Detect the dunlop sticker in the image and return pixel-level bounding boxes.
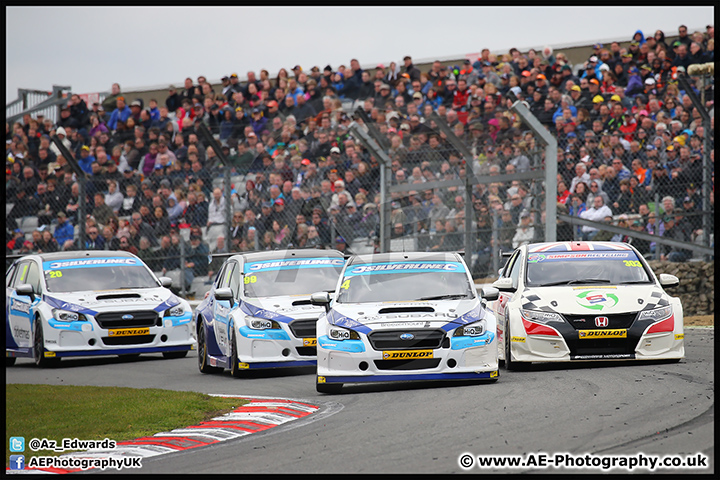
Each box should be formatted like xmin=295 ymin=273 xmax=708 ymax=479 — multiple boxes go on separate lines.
xmin=578 ymin=329 xmax=627 ymax=339
xmin=382 ymin=350 xmax=433 ymax=360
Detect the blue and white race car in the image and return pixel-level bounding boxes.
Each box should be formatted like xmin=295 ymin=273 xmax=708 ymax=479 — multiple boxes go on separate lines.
xmin=194 ymin=249 xmax=345 ymax=376
xmin=312 ymin=252 xmax=500 ymax=393
xmin=6 ymin=251 xmax=194 ymax=367
xmin=490 ymin=241 xmax=684 ymax=369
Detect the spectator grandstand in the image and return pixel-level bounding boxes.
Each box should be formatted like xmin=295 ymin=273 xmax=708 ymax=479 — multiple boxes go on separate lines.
xmin=6 ymin=24 xmax=714 ymax=297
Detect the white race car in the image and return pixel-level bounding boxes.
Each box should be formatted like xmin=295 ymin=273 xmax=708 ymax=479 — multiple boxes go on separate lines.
xmin=312 ymin=252 xmax=500 ymax=394
xmin=6 ymin=251 xmax=194 ymax=367
xmin=490 ymin=241 xmax=684 ymax=369
xmin=194 ymin=249 xmax=345 ymax=376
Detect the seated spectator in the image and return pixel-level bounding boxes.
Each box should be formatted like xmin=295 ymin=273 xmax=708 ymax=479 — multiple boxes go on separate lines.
xmin=580 ymin=195 xmax=613 ymax=240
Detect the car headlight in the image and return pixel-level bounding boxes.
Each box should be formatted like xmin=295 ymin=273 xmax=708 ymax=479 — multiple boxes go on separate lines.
xmin=52 ymin=309 xmax=87 ymax=322
xmin=638 ymin=306 xmax=673 ymax=322
xmin=454 ymin=320 xmax=486 ymax=337
xmin=164 ymin=305 xmax=186 ymax=317
xmin=247 ymin=317 xmax=281 ymax=330
xmin=328 ymin=325 xmax=360 ymax=341
xmin=520 ymin=309 xmax=563 ymax=324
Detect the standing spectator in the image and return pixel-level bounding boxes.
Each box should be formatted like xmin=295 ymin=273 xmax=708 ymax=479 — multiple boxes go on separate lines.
xmin=207 ymin=187 xmax=227 ymax=228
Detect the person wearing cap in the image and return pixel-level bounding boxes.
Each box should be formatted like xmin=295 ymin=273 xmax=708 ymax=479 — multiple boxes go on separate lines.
xmin=52 ymin=210 xmax=74 ymax=247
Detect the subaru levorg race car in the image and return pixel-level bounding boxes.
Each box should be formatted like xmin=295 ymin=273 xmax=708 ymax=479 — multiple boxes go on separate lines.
xmin=195 ymin=249 xmax=345 ymax=376
xmin=490 ymin=241 xmax=684 ymax=369
xmin=6 ymin=251 xmax=194 ymax=367
xmin=311 ymin=252 xmax=500 ymax=393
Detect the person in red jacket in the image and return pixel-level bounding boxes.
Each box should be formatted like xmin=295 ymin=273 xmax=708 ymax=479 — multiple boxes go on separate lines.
xmin=452 ymin=77 xmax=470 ymax=112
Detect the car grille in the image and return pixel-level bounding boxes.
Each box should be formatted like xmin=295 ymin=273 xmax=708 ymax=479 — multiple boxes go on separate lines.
xmin=94 ymin=311 xmax=160 ymax=329
xmin=564 ymin=312 xmax=638 ymax=330
xmin=373 ymin=359 xmax=442 ymax=370
xmin=367 ymin=330 xmax=446 ymax=351
xmin=101 ymin=335 xmax=156 ymax=346
xmin=572 ymin=338 xmax=636 ymax=356
xmin=288 ymin=319 xmax=317 ymax=338
xmin=295 ymin=346 xmax=316 ymax=356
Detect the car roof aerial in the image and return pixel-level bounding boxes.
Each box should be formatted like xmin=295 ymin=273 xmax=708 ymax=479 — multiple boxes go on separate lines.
xmin=346 ymin=251 xmax=463 ymax=266
xmin=239 ymin=248 xmax=345 ymax=263
xmin=35 ymin=250 xmax=137 ymax=262
xmin=526 ymin=242 xmax=633 ymax=253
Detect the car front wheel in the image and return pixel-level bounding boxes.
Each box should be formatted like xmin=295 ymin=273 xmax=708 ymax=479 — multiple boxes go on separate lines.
xmin=229 ymin=331 xmax=244 ymax=378
xmin=34 ymin=318 xmax=59 ymax=368
xmin=198 ymin=322 xmax=222 ymax=374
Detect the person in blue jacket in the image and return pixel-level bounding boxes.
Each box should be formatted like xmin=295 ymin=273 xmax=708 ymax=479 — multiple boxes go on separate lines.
xmin=107 ymin=96 xmax=131 ymax=131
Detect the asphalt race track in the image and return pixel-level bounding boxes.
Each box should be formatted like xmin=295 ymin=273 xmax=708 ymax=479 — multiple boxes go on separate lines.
xmin=6 ymin=328 xmax=713 ymax=474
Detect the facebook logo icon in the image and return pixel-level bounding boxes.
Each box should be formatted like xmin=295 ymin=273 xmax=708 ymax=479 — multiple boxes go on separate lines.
xmin=9 ymin=455 xmax=25 ymax=470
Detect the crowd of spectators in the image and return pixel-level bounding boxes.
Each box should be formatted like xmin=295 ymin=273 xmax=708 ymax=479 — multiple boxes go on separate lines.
xmin=6 ymin=24 xmax=714 ymax=282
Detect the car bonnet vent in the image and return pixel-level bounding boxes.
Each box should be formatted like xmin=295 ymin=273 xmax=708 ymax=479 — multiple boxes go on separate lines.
xmin=378 ymin=306 xmax=435 ymax=314
xmin=95 ymin=293 xmax=142 ymax=300
xmin=292 ymin=299 xmax=313 ymax=306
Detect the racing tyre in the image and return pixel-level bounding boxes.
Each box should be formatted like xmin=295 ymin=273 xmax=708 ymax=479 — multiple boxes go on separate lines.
xmin=6 ymin=357 xmax=16 ymax=367
xmin=198 ymin=323 xmax=222 ymax=374
xmin=163 ymin=351 xmax=188 ymax=359
xmin=316 ymin=380 xmax=342 ymax=394
xmin=504 ymin=322 xmax=526 ymax=371
xmin=34 ymin=318 xmax=59 ymax=368
xmin=229 ymin=331 xmax=244 ymax=378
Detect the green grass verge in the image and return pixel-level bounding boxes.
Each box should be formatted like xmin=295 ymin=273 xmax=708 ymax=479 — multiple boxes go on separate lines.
xmin=6 ymin=384 xmax=246 ymax=467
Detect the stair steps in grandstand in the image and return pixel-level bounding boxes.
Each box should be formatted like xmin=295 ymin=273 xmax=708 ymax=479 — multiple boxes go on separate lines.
xmin=205 ymin=224 xmax=225 ymax=249
xmin=191 ymin=277 xmax=212 ymax=299
xmin=390 ymin=237 xmax=417 ymax=252
xmin=350 ymin=238 xmax=374 ymax=255
xmin=20 ymin=216 xmax=38 ymax=234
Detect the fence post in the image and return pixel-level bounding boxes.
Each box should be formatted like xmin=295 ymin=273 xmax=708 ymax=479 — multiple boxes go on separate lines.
xmin=348 ymin=122 xmax=392 ymax=252
xmin=196 ymin=123 xmax=239 ymax=250
xmin=679 ymin=68 xmax=714 ymax=259
xmin=179 ymin=237 xmax=187 ymax=297
xmin=51 ymin=135 xmax=87 ymax=248
xmin=509 ymin=100 xmax=557 ymax=243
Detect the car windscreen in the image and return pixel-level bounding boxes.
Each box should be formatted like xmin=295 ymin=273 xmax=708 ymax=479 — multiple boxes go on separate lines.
xmin=525 ymin=250 xmax=652 ymax=287
xmin=335 ymin=261 xmax=474 ymax=303
xmin=243 ymin=257 xmax=344 ymax=297
xmin=42 ymin=257 xmax=159 ymax=292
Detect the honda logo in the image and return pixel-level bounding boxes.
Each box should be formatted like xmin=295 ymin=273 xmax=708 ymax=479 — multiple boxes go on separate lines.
xmin=595 ymin=316 xmax=609 ymax=328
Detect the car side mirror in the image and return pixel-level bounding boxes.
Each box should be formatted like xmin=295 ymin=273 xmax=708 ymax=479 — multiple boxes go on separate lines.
xmin=310 ymin=291 xmax=331 ymax=312
xmin=658 ymin=274 xmax=679 ymax=288
xmin=16 ymin=283 xmax=35 ymax=301
xmin=481 ymin=286 xmax=499 ymax=302
xmin=214 ymin=287 xmax=234 ymax=304
xmin=492 ymin=277 xmax=516 ymax=292
xmin=158 ymin=276 xmax=173 ymax=288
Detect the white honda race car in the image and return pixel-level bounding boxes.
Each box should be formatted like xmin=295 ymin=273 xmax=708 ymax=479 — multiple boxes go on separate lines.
xmin=490 ymin=241 xmax=684 ymax=369
xmin=312 ymin=252 xmax=500 ymax=393
xmin=6 ymin=251 xmax=194 ymax=367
